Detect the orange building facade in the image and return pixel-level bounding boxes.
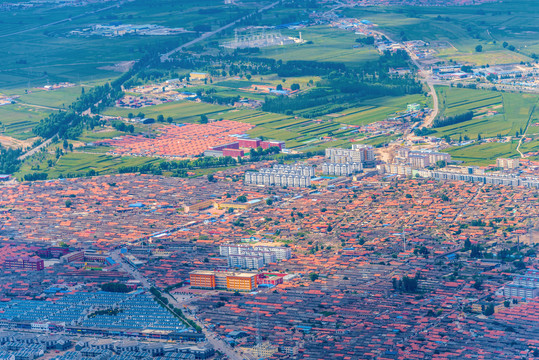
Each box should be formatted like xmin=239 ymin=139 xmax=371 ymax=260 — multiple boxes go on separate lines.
xmin=189 ymin=271 xmax=216 ymax=289
xmin=190 ymin=270 xmax=257 ymax=292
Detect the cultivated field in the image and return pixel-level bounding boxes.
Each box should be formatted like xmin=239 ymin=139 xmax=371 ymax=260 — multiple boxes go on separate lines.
xmin=343 ymin=0 xmax=538 ymax=64
xmin=0 ymin=104 xmax=51 ymax=140
xmin=433 ymin=87 xmax=539 ymax=139
xmin=255 ymin=26 xmax=380 ymax=67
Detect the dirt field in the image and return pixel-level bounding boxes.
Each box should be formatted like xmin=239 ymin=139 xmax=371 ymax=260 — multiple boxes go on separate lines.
xmin=0 ymin=134 xmax=37 ymax=149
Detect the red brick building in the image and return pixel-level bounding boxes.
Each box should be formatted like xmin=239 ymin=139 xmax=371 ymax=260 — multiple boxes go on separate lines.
xmin=4 ymin=256 xmax=44 ymax=271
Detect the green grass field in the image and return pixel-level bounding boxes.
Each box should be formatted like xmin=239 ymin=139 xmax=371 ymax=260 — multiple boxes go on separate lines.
xmin=433 ymin=87 xmax=539 ymax=140
xmin=446 ymin=141 xmax=520 ymax=166
xmin=342 ymin=0 xmax=538 ymax=65
xmin=255 ymin=26 xmax=380 ymax=66
xmin=332 ymin=94 xmax=426 ymax=126
xmin=102 ymin=101 xmax=231 ymax=121
xmin=0 ymin=104 xmax=51 ymax=140
xmin=0 ymin=0 xmax=261 ymax=90
xmin=16 ymin=150 xmax=161 ymax=179
xmin=14 ymin=86 xmax=85 ymax=109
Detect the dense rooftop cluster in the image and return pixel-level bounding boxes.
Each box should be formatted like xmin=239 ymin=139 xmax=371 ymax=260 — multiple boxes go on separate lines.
xmin=0 ymin=169 xmax=537 ymax=358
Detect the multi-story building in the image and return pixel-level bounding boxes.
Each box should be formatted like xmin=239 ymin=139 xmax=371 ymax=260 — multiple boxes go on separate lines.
xmin=228 ymin=254 xmax=264 ymax=269
xmin=4 ymin=256 xmax=44 ymax=271
xmin=189 ymin=271 xmax=216 ymax=289
xmin=497 ymin=158 xmax=520 ymax=170
xmin=504 ymin=269 xmax=539 ymax=298
xmin=220 ymin=244 xmax=291 ymax=261
xmin=60 ymin=251 xmax=85 ymax=263
xmin=409 ymin=154 xmax=431 ymax=168
xmin=325 ymin=144 xmax=375 ymax=167
xmin=245 ymin=164 xmax=313 ymax=188
xmin=321 ymin=162 xmax=363 ymax=176
xmin=396 ymin=148 xmax=451 ymax=168
xmin=190 ymin=270 xmax=257 ymax=292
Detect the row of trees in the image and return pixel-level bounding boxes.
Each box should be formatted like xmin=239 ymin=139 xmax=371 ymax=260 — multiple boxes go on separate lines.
xmin=433 ymin=111 xmax=474 ymax=128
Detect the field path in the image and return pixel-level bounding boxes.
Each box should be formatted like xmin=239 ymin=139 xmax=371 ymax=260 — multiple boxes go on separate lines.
xmin=516 ymin=98 xmax=538 ymax=158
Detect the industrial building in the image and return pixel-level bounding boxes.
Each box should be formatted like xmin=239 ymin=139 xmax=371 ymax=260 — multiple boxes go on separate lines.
xmin=325 ymin=144 xmax=375 ymax=167
xmin=189 ymin=270 xmax=258 ymax=292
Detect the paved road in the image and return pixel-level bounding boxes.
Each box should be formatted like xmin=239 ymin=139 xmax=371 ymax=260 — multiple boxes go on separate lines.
xmin=160 ymin=0 xmax=281 ymax=62
xmin=110 ymin=249 xmax=247 ymax=360
xmin=110 ymin=250 xmax=151 ymax=288
xmin=163 ymin=292 xmax=248 ymax=360
xmin=17 ymin=137 xmax=53 ymax=161
xmin=371 ymin=30 xmax=439 ymax=130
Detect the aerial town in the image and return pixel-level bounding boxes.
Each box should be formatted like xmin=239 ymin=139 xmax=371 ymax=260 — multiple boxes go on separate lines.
xmin=0 ymin=0 xmax=538 ymax=359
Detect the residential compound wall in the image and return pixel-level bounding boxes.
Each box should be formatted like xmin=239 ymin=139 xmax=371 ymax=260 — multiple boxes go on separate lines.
xmin=189 ymin=270 xmax=257 ymax=292
xmin=504 ymin=269 xmax=539 ymax=299
xmin=325 ymin=144 xmax=375 ymax=167
xmin=244 ymin=164 xmax=314 ymax=188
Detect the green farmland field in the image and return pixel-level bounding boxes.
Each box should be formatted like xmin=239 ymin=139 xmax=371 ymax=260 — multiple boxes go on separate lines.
xmin=0 ymin=104 xmax=51 ymax=140
xmin=17 ymin=151 xmax=161 ymax=179
xmin=255 ymin=26 xmax=380 ymax=67
xmin=102 ymin=101 xmax=231 ymax=121
xmin=433 ymin=87 xmax=539 ymax=140
xmin=343 ymin=0 xmax=539 ymax=64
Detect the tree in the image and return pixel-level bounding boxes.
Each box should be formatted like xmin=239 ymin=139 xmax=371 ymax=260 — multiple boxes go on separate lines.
xmin=502 ymin=41 xmax=508 ymax=48
xmin=65 ymin=200 xmax=72 ymax=208
xmin=236 ymin=195 xmax=247 ymax=203
xmin=157 ymin=114 xmax=164 ymax=122
xmin=199 ymin=114 xmax=208 ymax=124
xmin=309 ymin=273 xmax=319 ymax=281
xmin=266 ymin=198 xmax=273 ymax=205
xmin=101 ymin=282 xmax=130 ymax=293
xmin=167 ymin=117 xmax=173 ymax=123
xmin=475 ymin=45 xmax=483 ymax=52
xmin=291 ymin=83 xmax=300 ymax=91
xmin=207 ymin=174 xmax=216 ymax=183
xmin=483 ymin=304 xmax=495 ymax=316
xmin=276 ymin=84 xmax=283 ymax=91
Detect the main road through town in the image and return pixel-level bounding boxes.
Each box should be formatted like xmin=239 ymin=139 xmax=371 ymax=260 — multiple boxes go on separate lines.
xmin=110 ymin=249 xmax=249 ymax=360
